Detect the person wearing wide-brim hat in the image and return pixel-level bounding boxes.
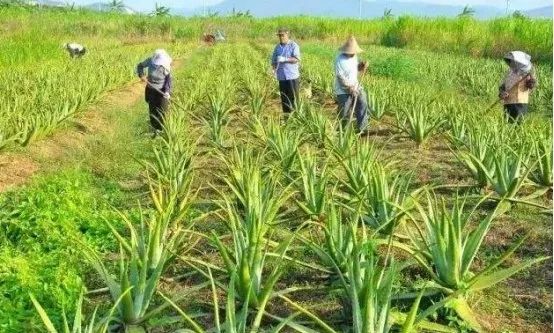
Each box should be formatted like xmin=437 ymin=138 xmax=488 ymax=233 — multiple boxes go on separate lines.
xmin=334 ymin=36 xmax=369 ymax=134
xmin=137 ymin=49 xmax=173 ymax=135
xmin=498 ymin=50 xmax=537 ymax=124
xmin=271 ymin=27 xmax=301 ymax=115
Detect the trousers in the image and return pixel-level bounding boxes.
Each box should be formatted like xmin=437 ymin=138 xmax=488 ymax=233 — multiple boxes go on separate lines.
xmin=145 ymin=86 xmax=169 ymax=130
xmin=278 ymin=79 xmax=300 ymax=113
xmin=336 ymin=91 xmax=369 ymax=131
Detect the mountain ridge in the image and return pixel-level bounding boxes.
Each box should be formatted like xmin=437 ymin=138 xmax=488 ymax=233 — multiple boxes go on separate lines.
xmin=31 ymin=0 xmax=553 ymax=19
xmin=524 ymin=6 xmax=553 ymax=18
xmin=173 ymin=0 xmax=552 ymax=19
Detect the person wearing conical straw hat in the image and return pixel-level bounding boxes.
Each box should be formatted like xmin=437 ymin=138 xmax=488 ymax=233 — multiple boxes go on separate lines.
xmin=334 ymin=36 xmax=369 ymax=134
xmin=271 ymin=27 xmax=301 ymax=115
xmin=498 ymin=51 xmax=537 ymax=124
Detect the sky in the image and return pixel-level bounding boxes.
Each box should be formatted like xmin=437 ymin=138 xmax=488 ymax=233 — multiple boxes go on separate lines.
xmin=71 ymin=0 xmax=552 ymax=12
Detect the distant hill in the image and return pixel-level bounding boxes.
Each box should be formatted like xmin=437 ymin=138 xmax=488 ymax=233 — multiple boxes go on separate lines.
xmin=22 ymin=0 xmax=553 ymax=19
xmin=174 ymin=0 xmax=506 ymax=19
xmin=174 ymin=0 xmax=554 ymax=19
xmin=525 ymin=6 xmax=552 ymax=18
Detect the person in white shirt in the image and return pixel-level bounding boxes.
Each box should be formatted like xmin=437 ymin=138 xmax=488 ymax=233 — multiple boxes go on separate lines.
xmin=334 ymin=36 xmax=369 ymax=134
xmin=214 ymin=30 xmax=225 ymax=42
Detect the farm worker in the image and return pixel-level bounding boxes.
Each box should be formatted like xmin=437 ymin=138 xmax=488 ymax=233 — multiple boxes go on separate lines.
xmin=498 ymin=51 xmax=537 ymax=124
xmin=334 ymin=36 xmax=369 ymax=134
xmin=136 ymin=49 xmax=172 ymax=133
xmin=203 ymin=33 xmax=216 ymax=45
xmin=215 ymin=30 xmax=226 ymax=42
xmin=64 ymin=42 xmax=87 ymax=58
xmin=271 ymin=27 xmax=301 ymax=114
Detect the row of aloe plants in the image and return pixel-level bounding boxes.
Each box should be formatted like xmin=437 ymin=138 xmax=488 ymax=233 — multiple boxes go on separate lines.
xmin=0 ymin=45 xmax=159 ymax=151
xmin=31 ymin=42 xmax=550 ymax=332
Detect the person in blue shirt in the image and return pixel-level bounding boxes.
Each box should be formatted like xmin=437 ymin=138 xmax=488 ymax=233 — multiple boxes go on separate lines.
xmin=271 ymin=28 xmax=301 ymax=114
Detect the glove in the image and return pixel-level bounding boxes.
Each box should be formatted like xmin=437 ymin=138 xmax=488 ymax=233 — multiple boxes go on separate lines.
xmin=163 ymin=92 xmax=170 ymax=100
xmin=277 ymin=56 xmax=287 ymax=63
xmin=348 ymin=85 xmax=360 ymax=97
xmin=525 ymin=76 xmax=537 ymax=89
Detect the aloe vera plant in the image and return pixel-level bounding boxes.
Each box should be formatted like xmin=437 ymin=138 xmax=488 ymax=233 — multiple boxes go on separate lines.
xmin=289 ymin=102 xmax=331 ymax=147
xmin=528 ymin=131 xmax=553 ymax=188
xmin=301 ymin=204 xmax=354 ymax=274
xmin=265 ymin=119 xmax=303 ymax=176
xmin=164 ymin=269 xmax=320 ymax=333
xmin=295 ymin=153 xmax=332 ymax=220
xmin=205 ymin=88 xmax=234 ymax=147
xmin=446 ymin=112 xmax=470 ymax=147
xmin=400 ymin=192 xmax=549 ymax=331
xmin=211 ymin=148 xmax=295 ymax=308
xmin=396 ymin=103 xmax=445 ymax=147
xmin=244 ymin=75 xmax=270 ymax=116
xmin=336 ymin=142 xmax=378 ymax=205
xmin=451 ymin=126 xmax=496 ymax=188
xmin=460 ymin=141 xmax=537 ymax=201
xmin=365 ymin=88 xmax=388 ymax=120
xmin=328 ymin=123 xmax=359 ymax=161
xmin=145 ymin=137 xmax=196 ymax=210
xmin=31 ymin=290 xmax=107 ymax=333
xmin=343 ymin=236 xmax=397 ymax=333
xmin=300 ymin=209 xmax=455 ymax=333
xmin=362 ymin=163 xmax=417 ymax=234
xmin=486 ymin=146 xmax=533 ymax=199
xmin=82 ymin=205 xmax=200 ymax=332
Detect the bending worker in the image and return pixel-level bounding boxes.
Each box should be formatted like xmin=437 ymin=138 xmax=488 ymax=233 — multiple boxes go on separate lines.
xmin=64 ymin=42 xmax=87 ymax=58
xmin=498 ymin=51 xmax=537 ymax=124
xmin=137 ymin=49 xmax=173 ymax=134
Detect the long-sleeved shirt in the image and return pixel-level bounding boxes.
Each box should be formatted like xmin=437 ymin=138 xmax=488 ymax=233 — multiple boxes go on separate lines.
xmin=500 ymin=69 xmax=536 ymax=105
xmin=136 ymin=58 xmax=172 ymax=93
xmin=271 ymin=41 xmax=301 ymax=81
xmin=334 ymin=54 xmax=359 ymax=95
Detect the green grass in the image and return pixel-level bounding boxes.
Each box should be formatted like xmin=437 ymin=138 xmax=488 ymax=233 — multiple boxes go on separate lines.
xmin=1 ymin=6 xmax=552 ymax=63
xmin=0 ymin=169 xmax=132 ymax=332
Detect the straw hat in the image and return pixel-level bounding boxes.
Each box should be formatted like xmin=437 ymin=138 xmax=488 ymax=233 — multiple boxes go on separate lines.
xmin=339 ymin=36 xmax=363 ymax=54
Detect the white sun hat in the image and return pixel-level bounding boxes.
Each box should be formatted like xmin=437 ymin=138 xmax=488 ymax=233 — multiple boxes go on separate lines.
xmin=152 ymin=49 xmax=172 ymax=72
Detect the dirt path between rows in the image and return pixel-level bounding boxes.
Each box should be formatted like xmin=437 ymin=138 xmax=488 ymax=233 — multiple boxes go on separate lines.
xmin=0 ymin=59 xmax=183 ymax=192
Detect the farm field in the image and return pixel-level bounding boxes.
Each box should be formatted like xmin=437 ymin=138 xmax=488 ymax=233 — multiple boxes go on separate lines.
xmin=0 ymin=6 xmax=552 ymax=333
